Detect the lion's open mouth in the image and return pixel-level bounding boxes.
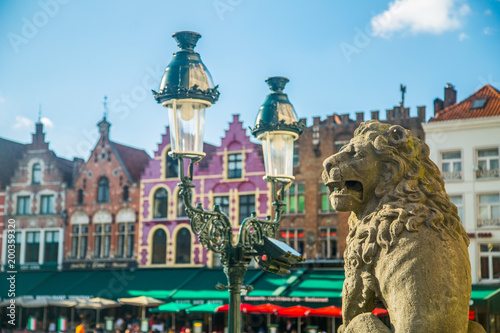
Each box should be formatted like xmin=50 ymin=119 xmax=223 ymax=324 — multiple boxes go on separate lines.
xmin=328 ymin=180 xmax=363 ymax=202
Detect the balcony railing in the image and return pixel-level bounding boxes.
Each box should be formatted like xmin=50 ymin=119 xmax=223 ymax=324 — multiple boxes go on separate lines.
xmin=442 ymin=171 xmax=462 ymax=180
xmin=476 ymin=169 xmax=500 ymax=179
xmin=477 ymin=218 xmax=500 ymax=227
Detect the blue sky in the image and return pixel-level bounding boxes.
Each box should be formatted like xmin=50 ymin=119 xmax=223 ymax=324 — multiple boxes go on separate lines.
xmin=0 ymin=0 xmax=499 ymax=160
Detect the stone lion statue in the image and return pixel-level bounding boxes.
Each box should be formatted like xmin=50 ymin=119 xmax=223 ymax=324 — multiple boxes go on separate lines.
xmin=322 ymin=121 xmax=485 ymax=333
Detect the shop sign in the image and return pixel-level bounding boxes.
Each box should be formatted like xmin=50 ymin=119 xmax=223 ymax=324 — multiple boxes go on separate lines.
xmin=62 ymin=260 xmax=138 ymax=270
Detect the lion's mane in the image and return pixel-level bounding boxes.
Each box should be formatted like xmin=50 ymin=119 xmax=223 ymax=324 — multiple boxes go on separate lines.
xmin=344 ymin=120 xmax=469 ymax=309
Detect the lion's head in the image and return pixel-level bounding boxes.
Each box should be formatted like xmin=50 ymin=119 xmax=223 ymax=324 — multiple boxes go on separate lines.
xmin=322 ymin=120 xmax=469 ymax=248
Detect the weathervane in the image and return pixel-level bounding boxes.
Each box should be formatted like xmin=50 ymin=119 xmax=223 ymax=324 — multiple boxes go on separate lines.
xmin=400 ymin=84 xmax=406 ymax=108
xmin=38 ymin=104 xmax=42 ymax=123
xmin=103 ymin=96 xmax=109 ymax=119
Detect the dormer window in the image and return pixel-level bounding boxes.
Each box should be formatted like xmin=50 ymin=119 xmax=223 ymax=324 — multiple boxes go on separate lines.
xmin=32 ymin=163 xmax=42 ymax=184
xmin=471 ymin=99 xmax=488 ymax=110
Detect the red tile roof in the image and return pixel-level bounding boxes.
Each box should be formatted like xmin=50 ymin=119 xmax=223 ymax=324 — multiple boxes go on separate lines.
xmin=431 ymin=84 xmax=500 ymax=122
xmin=112 ymin=142 xmax=151 ymax=182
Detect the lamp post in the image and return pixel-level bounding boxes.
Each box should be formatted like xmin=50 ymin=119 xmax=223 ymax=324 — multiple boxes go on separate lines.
xmin=153 ymin=31 xmax=305 ymax=333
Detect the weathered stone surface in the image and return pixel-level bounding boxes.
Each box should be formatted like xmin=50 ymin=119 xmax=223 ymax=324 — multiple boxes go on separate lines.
xmin=322 ymin=121 xmax=485 ymax=333
xmin=342 ymin=313 xmax=391 ymax=333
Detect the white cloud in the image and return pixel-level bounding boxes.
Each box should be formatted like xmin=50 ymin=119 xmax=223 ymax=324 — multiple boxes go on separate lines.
xmin=459 ymin=32 xmax=468 ymax=41
xmin=13 ymin=116 xmax=34 ymax=129
xmin=483 ymin=27 xmax=494 ymax=35
xmin=484 ymin=9 xmax=492 ymax=15
xmin=371 ymin=0 xmax=471 ymax=37
xmin=40 ymin=117 xmax=54 ymax=129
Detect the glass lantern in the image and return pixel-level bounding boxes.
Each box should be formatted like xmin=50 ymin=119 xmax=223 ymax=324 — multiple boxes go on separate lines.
xmin=153 ymin=31 xmax=219 ymax=160
xmin=258 ymin=130 xmax=298 ymax=181
xmin=164 ymin=98 xmax=210 ymax=157
xmin=252 ymin=76 xmax=303 ymax=182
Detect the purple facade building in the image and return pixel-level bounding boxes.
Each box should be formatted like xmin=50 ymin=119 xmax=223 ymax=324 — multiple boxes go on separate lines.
xmin=139 ymin=115 xmax=270 ymax=267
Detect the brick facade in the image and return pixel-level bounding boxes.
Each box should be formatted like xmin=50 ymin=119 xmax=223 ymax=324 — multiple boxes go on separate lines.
xmin=64 ymin=117 xmax=149 ymax=269
xmin=1 ymin=123 xmax=75 ymax=271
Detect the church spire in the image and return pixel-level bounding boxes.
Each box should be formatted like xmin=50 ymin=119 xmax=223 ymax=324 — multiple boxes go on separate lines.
xmin=97 ymin=96 xmax=111 ymax=138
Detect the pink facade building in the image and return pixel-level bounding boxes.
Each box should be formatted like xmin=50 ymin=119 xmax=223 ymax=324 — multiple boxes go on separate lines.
xmin=139 ymin=114 xmax=271 ymax=267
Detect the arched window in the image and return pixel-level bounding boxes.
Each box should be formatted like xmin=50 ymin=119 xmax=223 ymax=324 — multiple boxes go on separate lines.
xmin=32 ymin=163 xmax=42 ymax=184
xmin=152 ymin=229 xmax=167 ymax=264
xmin=175 ymin=228 xmax=191 ymax=264
xmin=97 ymin=177 xmax=109 ymax=203
xmin=77 ymin=189 xmax=84 ymax=204
xmin=166 ymin=150 xmax=179 ymax=178
xmin=123 ymin=186 xmax=129 ymax=201
xmin=153 ymin=188 xmax=168 ymax=218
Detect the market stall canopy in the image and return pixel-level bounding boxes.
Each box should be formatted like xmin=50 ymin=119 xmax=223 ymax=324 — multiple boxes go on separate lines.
xmin=215 ymin=303 xmax=258 ymax=313
xmin=372 ymin=308 xmax=389 ymax=317
xmin=21 ymin=298 xmax=51 ymax=308
xmin=275 ymin=305 xmax=312 ymax=317
xmin=150 ymin=302 xmax=193 ymax=313
xmin=118 ymin=296 xmax=164 ymax=307
xmin=76 ymin=297 xmax=120 ymax=309
xmin=305 ymin=305 xmax=342 ymax=318
xmin=48 ymin=299 xmax=80 ymax=307
xmin=244 ymin=303 xmax=284 ymax=314
xmin=185 ymin=303 xmax=221 ymax=314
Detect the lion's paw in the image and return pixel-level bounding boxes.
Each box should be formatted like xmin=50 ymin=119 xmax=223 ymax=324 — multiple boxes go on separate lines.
xmin=344 ymin=313 xmax=391 ymax=333
xmin=468 ymin=320 xmax=486 ymax=333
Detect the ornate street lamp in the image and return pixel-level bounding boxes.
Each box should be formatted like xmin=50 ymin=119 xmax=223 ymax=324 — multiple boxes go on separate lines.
xmin=153 ymin=31 xmax=305 ymax=333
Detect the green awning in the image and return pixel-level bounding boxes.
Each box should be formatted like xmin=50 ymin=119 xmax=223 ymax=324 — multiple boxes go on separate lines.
xmin=471 ymin=285 xmax=500 ymax=310
xmin=0 ymin=271 xmax=54 ymax=299
xmin=246 ymin=271 xmax=292 ymax=297
xmin=23 ymin=270 xmax=93 ymax=298
xmin=282 ymin=269 xmax=344 ymax=307
xmin=150 ymin=302 xmax=192 ymax=313
xmin=170 ymin=268 xmax=261 ymax=301
xmin=185 ymin=303 xmax=221 ymax=314
xmin=286 ymin=270 xmax=344 ymax=298
xmin=125 ymin=268 xmax=202 ymax=299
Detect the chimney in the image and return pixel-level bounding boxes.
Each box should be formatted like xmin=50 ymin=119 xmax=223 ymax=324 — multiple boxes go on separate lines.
xmin=417 ymin=106 xmax=426 ymax=122
xmin=371 ymin=110 xmax=379 ymax=120
xmin=355 ymin=112 xmax=364 ymax=124
xmin=403 ymin=107 xmax=409 ymax=119
xmin=313 ymin=116 xmax=321 ymax=126
xmin=434 ymin=98 xmax=444 ymax=115
xmin=72 ymin=158 xmax=85 ymax=186
xmin=444 ymin=83 xmax=457 ymax=108
xmin=386 ymin=109 xmax=393 ymax=121
xmin=340 ymin=114 xmax=350 ymax=124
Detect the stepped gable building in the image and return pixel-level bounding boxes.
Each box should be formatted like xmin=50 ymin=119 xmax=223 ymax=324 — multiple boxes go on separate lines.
xmin=139 ymin=114 xmax=270 ymax=268
xmin=281 ymin=100 xmax=426 ymax=261
xmin=424 ymin=84 xmax=500 ymax=284
xmin=1 ymin=121 xmax=78 ymax=271
xmin=64 ymin=116 xmax=150 ymax=270
xmin=0 ymin=138 xmax=26 ymax=266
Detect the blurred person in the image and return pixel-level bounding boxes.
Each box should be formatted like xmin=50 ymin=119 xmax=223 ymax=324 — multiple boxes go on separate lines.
xmin=115 ymin=317 xmax=126 ymax=332
xmin=76 ymin=321 xmax=86 ymax=333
